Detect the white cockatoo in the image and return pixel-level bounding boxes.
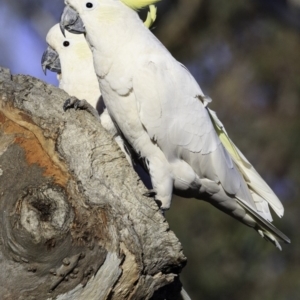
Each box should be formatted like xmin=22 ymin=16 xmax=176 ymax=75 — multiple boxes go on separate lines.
xmin=60 ymin=0 xmax=290 ymax=249
xmin=42 ymin=6 xmax=158 ymax=165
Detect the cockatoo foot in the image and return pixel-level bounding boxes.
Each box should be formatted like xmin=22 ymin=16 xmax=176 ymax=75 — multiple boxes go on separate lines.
xmin=156 ymin=196 xmax=171 ymax=211
xmin=143 ymin=190 xmax=169 ymax=214
xmin=63 ymin=97 xmax=99 ymax=118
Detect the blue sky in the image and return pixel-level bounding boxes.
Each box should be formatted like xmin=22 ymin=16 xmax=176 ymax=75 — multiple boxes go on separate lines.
xmin=0 ymin=2 xmax=60 ymax=86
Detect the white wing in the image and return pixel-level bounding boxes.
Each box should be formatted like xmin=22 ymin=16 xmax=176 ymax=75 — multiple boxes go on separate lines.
xmin=208 ymin=108 xmax=284 ymax=219
xmin=132 ymin=57 xmax=255 ymax=207
xmin=131 ymin=57 xmax=290 ymax=246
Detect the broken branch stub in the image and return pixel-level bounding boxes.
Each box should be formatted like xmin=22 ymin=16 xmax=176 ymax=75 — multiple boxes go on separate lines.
xmin=0 ymin=67 xmax=186 ymax=300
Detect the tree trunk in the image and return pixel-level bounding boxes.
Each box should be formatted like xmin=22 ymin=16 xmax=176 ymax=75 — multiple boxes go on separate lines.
xmin=0 ymin=67 xmax=186 ymax=300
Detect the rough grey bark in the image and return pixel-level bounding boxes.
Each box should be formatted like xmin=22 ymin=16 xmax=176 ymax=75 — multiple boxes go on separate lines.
xmin=0 ymin=67 xmax=186 ymax=300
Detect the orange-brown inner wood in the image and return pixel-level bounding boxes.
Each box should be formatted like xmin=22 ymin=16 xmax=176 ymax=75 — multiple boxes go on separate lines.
xmin=0 ymin=111 xmax=68 ymax=186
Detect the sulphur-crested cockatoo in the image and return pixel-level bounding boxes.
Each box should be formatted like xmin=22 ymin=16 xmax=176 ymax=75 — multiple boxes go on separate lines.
xmin=60 ymin=0 xmax=290 ymax=249
xmin=42 ymin=6 xmax=157 ymax=165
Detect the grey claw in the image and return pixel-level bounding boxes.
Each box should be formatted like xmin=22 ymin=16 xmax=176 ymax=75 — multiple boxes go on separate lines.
xmin=143 ymin=190 xmax=156 ymax=198
xmin=63 ymin=99 xmax=72 ymax=112
xmin=159 ymin=208 xmax=165 ymax=217
xmin=74 ymin=101 xmax=80 ymax=110
xmin=155 ymin=199 xmax=162 ymax=208
xmin=143 ymin=190 xmax=166 ymax=216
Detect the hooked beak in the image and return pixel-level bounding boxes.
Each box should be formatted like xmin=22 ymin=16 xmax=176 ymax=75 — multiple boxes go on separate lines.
xmin=41 ymin=46 xmax=61 ymax=75
xmin=60 ymin=5 xmax=86 ymax=36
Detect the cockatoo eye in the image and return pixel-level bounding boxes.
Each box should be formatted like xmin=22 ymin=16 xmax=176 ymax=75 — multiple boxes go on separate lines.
xmin=63 ymin=41 xmax=70 ymax=47
xmin=84 ymin=1 xmax=97 ymax=10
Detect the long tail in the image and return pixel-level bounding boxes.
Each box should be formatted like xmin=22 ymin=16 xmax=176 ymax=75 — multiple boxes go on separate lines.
xmin=236 ymin=197 xmax=290 ymax=250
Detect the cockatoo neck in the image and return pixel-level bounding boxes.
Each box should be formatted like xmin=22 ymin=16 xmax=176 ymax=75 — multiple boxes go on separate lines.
xmin=60 ymin=54 xmax=92 ymax=79
xmin=59 ymin=51 xmax=100 ymax=104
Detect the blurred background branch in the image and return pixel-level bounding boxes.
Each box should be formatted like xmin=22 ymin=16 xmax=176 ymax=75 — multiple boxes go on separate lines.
xmin=0 ymin=0 xmax=299 ymax=299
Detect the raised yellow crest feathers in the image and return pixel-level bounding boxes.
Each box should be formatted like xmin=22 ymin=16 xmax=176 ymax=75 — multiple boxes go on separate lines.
xmin=144 ymin=5 xmax=157 ymax=28
xmin=121 ymin=0 xmax=161 ymax=10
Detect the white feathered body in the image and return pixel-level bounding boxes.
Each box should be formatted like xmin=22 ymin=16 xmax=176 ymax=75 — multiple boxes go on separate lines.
xmin=65 ymin=0 xmax=289 ymax=247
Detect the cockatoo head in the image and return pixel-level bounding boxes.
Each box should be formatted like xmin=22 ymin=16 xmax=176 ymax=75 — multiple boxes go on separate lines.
xmin=42 ymin=24 xmax=91 ymax=75
xmin=60 ymin=0 xmax=159 ymax=35
xmin=42 ymin=23 xmax=101 ymax=105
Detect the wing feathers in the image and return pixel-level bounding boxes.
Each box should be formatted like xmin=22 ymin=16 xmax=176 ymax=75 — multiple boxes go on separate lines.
xmin=208 ymin=108 xmax=284 ymax=218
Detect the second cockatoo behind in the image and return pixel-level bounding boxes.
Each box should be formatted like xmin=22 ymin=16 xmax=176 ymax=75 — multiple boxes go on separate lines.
xmin=60 ymin=0 xmax=290 ymax=249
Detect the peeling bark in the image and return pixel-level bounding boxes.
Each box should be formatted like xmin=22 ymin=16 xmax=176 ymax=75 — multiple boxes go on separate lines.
xmin=0 ymin=67 xmax=186 ymax=300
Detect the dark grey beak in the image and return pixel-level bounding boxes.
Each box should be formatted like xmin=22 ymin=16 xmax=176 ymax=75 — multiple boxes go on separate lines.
xmin=60 ymin=5 xmax=86 ymax=36
xmin=41 ymin=46 xmax=61 ymax=75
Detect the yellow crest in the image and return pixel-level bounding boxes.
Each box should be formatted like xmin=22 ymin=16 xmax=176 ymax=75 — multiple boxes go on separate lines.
xmin=121 ymin=0 xmax=161 ymax=10
xmin=143 ymin=5 xmax=157 ymax=28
